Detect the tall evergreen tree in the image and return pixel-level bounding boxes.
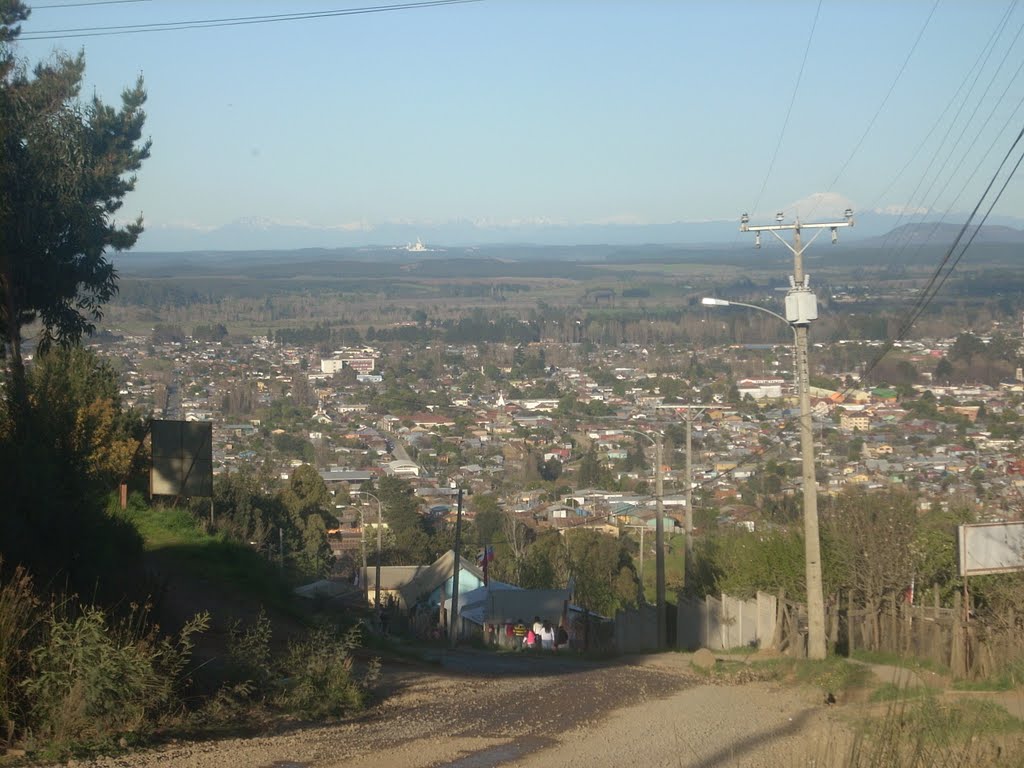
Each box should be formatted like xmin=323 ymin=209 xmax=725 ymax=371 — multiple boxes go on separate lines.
xmin=0 ymin=0 xmax=150 ymax=423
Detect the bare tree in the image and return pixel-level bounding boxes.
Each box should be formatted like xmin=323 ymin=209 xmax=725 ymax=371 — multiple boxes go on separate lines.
xmin=826 ymin=488 xmax=918 ymax=647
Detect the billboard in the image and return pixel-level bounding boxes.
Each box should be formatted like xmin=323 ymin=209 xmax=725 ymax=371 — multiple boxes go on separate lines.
xmin=150 ymin=420 xmax=213 ymax=497
xmin=958 ymin=522 xmax=1024 ymax=577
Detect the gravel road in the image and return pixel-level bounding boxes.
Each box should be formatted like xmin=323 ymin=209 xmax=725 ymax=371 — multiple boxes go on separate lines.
xmin=74 ymin=651 xmax=847 ymax=768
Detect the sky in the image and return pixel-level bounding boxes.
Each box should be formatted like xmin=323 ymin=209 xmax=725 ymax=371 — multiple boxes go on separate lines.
xmin=13 ymin=0 xmax=1024 ymax=250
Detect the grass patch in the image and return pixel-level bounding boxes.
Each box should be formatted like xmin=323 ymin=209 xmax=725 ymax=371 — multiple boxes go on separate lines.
xmin=113 ymin=497 xmax=296 ymax=617
xmin=845 ymin=694 xmax=1024 ymax=767
xmin=953 ymin=659 xmax=1024 ymax=692
xmin=120 ymin=502 xmax=211 ymax=550
xmin=851 ymin=648 xmax=949 ymax=677
xmin=691 ymin=654 xmax=871 ymax=695
xmin=871 ymin=682 xmax=930 ymax=702
xmin=789 ymin=655 xmax=873 ymax=694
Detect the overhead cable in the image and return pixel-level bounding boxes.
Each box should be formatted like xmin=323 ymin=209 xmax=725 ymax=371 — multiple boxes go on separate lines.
xmin=20 ymin=0 xmax=481 ymax=40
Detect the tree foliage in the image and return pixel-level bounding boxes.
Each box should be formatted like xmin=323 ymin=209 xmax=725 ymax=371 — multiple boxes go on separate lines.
xmin=518 ymin=529 xmax=638 ymax=616
xmin=0 ymin=346 xmax=147 ymax=600
xmin=1 ymin=1 xmax=150 ymax=406
xmin=825 ymin=488 xmax=918 ymax=609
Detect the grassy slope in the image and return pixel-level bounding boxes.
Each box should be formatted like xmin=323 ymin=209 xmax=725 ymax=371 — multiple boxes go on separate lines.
xmin=113 ymin=497 xmax=311 ymax=667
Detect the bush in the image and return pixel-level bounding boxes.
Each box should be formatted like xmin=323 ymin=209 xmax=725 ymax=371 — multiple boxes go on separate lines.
xmin=276 ymin=625 xmax=378 ymax=719
xmin=0 ymin=563 xmax=38 ymax=747
xmin=207 ymin=614 xmax=378 ymax=723
xmin=22 ymin=602 xmax=208 ymax=756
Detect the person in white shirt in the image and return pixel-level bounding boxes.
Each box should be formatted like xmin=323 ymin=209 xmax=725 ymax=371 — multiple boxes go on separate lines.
xmin=532 ymin=616 xmax=543 ymax=649
xmin=540 ymin=619 xmax=556 ymax=651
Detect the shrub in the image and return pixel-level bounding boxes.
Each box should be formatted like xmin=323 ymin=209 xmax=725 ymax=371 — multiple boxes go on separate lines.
xmin=0 ymin=563 xmax=38 ymax=746
xmin=22 ymin=603 xmax=208 ymax=756
xmin=276 ymin=625 xmax=379 ymax=719
xmin=224 ymin=609 xmax=274 ymax=693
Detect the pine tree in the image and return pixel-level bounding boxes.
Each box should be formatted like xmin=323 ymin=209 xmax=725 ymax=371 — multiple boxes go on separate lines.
xmin=1 ymin=1 xmax=150 ymax=424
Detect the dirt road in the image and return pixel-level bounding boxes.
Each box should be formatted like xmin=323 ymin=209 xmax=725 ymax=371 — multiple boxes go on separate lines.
xmin=76 ymin=651 xmax=847 ymax=768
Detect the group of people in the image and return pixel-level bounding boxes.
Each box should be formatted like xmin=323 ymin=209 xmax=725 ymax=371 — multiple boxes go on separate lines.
xmin=508 ymin=616 xmax=569 ymax=651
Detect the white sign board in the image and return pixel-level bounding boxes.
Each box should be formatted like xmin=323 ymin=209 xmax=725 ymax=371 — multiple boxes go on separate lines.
xmin=958 ymin=522 xmax=1024 ymax=577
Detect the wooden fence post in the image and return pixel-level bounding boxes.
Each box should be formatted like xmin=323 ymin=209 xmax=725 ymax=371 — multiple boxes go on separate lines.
xmin=951 ymin=591 xmax=964 ymax=678
xmin=848 ymin=589 xmax=855 ymax=654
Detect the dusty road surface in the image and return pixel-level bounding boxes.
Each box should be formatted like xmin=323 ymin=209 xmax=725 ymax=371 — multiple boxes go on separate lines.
xmin=79 ymin=651 xmax=847 ymax=768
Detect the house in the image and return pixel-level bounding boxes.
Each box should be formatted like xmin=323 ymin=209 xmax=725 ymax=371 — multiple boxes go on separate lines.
xmin=840 ymin=413 xmax=871 ymax=431
xmin=384 ymin=459 xmax=421 ymax=478
xmin=365 ymin=550 xmax=486 ymax=612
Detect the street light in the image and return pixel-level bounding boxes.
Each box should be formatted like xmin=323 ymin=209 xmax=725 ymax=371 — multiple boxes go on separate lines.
xmin=728 ymin=209 xmax=851 ymax=661
xmin=701 ymin=297 xmax=792 ymax=329
xmin=352 ymin=490 xmax=384 ymax=611
xmin=702 ymin=292 xmax=825 ymax=659
xmin=701 ymin=297 xmax=798 ymax=384
xmin=619 ymin=428 xmax=666 ymax=650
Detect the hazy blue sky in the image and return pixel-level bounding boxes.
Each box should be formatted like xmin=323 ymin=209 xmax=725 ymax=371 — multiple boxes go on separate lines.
xmin=15 ymin=0 xmax=1024 ymax=248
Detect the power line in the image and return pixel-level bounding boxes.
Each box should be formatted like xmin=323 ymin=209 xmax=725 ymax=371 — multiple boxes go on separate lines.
xmin=746 ymin=0 xmax=822 ymax=221
xmin=861 ymin=10 xmax=1024 ymax=289
xmin=852 ymin=124 xmax=1024 ymax=387
xmin=19 ymin=0 xmax=481 ymax=40
xmin=847 ymin=0 xmax=1018 ymax=281
xmin=806 ymin=0 xmax=939 ymax=219
xmin=32 ymin=0 xmax=151 ymax=9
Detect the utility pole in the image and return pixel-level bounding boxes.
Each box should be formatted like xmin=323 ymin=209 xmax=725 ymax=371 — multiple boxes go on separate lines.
xmin=360 ymin=506 xmax=368 ymax=607
xmin=654 ymin=433 xmax=665 ymax=649
xmin=376 ymin=497 xmax=383 ymax=612
xmin=677 ymin=405 xmax=708 ymax=566
xmin=740 ymin=208 xmax=853 ymax=661
xmin=625 ymin=523 xmax=647 ymax=587
xmin=623 ymin=429 xmax=666 ymax=648
xmin=449 ymin=487 xmax=464 ymax=648
xmin=353 ymin=491 xmax=384 ymax=611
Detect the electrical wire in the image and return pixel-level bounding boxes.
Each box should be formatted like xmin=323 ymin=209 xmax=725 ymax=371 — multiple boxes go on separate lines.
xmin=746 ymin=0 xmax=822 ymax=222
xmin=806 ymin=0 xmax=940 ymax=220
xmin=19 ymin=0 xmax=481 ymax=40
xmin=846 ymin=123 xmax=1024 ymax=389
xmin=856 ymin=0 xmax=1019 ymax=292
xmin=32 ymin=0 xmax=151 ymax=9
xmin=863 ymin=0 xmax=1018 ymax=234
xmin=859 ymin=10 xmax=1024 ymax=288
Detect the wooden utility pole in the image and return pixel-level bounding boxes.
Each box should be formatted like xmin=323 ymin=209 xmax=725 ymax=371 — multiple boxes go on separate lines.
xmin=626 ymin=523 xmax=648 ymax=590
xmin=449 ymin=487 xmax=464 ymax=648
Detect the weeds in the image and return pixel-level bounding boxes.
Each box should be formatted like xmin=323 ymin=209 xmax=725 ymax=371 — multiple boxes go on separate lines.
xmin=276 ymin=625 xmax=380 ymax=718
xmin=225 ymin=609 xmax=275 ymax=692
xmin=690 ymin=654 xmax=871 ymax=696
xmin=199 ymin=613 xmax=379 ymax=726
xmin=850 ymin=648 xmax=948 ymax=678
xmin=788 ymin=655 xmax=872 ymax=694
xmin=21 ymin=602 xmax=208 ymax=758
xmin=0 ymin=562 xmax=38 ymax=747
xmin=870 ymin=682 xmax=930 ymax=702
xmin=953 ymin=657 xmax=1024 ymax=692
xmin=845 ymin=693 xmax=1024 ymax=767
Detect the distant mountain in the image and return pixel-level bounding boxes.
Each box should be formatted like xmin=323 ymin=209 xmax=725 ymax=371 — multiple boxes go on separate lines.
xmin=129 ymin=212 xmax=1024 ymax=253
xmin=857 ymin=221 xmax=1024 ymax=248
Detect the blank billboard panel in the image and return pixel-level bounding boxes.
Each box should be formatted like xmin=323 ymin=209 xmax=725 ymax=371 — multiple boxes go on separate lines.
xmin=150 ymin=420 xmax=213 ymax=497
xmin=958 ymin=522 xmax=1024 ymax=577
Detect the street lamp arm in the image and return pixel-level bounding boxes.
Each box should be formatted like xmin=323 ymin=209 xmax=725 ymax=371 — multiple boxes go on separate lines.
xmin=702 ymin=297 xmax=791 ymax=329
xmin=617 ymin=427 xmax=657 ymax=447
